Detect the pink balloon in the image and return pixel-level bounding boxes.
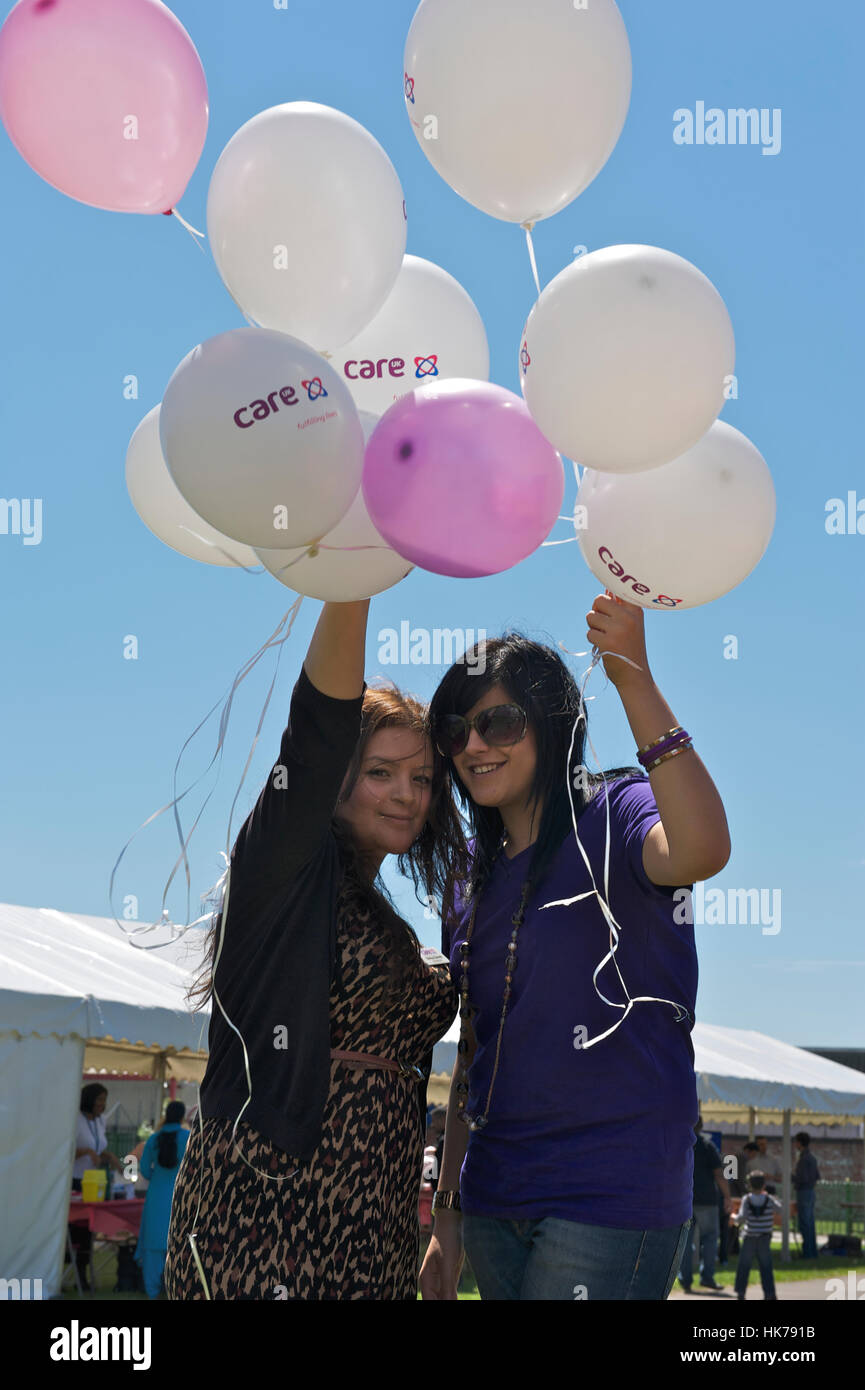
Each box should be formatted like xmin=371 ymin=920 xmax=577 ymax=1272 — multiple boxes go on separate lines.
xmin=0 ymin=0 xmax=208 ymax=214
xmin=362 ymin=379 xmax=564 ymax=578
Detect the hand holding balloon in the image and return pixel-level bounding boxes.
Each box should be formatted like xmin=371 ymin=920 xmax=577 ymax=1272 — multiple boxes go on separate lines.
xmin=585 ymin=591 xmax=651 ymax=691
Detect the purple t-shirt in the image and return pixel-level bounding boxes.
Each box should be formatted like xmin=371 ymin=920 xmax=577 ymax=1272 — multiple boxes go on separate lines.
xmin=445 ymin=776 xmax=698 ymax=1229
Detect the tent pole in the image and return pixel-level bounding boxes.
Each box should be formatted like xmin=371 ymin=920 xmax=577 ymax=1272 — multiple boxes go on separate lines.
xmin=748 ymin=1106 xmax=755 ymax=1141
xmin=781 ymin=1109 xmax=792 ymax=1264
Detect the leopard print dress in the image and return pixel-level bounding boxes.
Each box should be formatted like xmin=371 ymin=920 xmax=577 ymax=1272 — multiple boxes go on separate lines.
xmin=164 ymin=888 xmax=456 ymax=1300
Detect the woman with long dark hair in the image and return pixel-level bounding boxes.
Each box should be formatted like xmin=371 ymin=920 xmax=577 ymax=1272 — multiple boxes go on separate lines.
xmin=135 ymin=1101 xmax=189 ymax=1298
xmin=165 ymin=599 xmax=466 ymax=1300
xmin=420 ymin=592 xmax=730 ymax=1301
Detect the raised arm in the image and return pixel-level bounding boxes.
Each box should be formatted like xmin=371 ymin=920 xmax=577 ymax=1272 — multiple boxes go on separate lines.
xmin=228 ymin=600 xmax=370 ymax=909
xmin=303 ymin=599 xmax=369 ymax=699
xmin=586 ymin=593 xmax=731 ymax=886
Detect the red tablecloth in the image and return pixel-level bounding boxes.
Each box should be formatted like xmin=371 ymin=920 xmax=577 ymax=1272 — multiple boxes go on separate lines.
xmin=68 ymin=1197 xmax=145 ymax=1238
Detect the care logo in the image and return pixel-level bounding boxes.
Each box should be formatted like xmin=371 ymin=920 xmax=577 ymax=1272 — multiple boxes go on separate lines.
xmin=404 ymin=73 xmax=415 ymax=104
xmin=302 ymin=378 xmax=328 ymax=402
xmin=520 ymin=340 xmax=531 ymax=374
xmin=597 ymin=545 xmax=683 ymax=608
xmin=414 ymin=355 xmax=439 ymax=379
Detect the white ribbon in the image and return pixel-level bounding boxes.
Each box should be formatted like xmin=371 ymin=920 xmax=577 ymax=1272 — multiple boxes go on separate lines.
xmin=540 ymin=646 xmax=691 ymax=1047
xmin=521 ymin=220 xmax=542 ymax=297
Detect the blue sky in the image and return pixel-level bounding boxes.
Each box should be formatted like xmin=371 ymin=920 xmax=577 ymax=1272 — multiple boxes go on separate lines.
xmin=1 ymin=0 xmax=862 ymax=1048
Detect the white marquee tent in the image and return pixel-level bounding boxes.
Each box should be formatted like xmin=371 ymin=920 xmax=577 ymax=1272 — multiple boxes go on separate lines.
xmin=2 ymin=903 xmax=864 ymax=1295
xmin=0 ymin=903 xmax=210 ymax=1299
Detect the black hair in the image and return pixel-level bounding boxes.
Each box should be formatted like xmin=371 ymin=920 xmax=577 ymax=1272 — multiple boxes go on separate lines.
xmin=428 ymin=634 xmax=645 ymax=909
xmin=794 ymin=1131 xmax=811 ymax=1146
xmin=156 ymin=1101 xmax=186 ymax=1169
xmin=80 ymin=1083 xmax=107 ymax=1115
xmin=748 ymin=1170 xmax=766 ymax=1190
xmin=743 ymin=1141 xmax=759 ymax=1153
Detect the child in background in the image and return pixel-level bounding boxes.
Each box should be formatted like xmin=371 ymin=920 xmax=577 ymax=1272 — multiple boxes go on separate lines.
xmin=732 ymin=1170 xmax=781 ymax=1300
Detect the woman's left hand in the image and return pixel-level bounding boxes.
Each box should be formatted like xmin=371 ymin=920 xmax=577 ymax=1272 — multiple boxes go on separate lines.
xmin=586 ymin=591 xmax=651 ymax=689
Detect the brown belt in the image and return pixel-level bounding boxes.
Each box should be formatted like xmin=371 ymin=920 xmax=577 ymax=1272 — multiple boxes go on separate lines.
xmin=330 ymin=1048 xmax=425 ymax=1082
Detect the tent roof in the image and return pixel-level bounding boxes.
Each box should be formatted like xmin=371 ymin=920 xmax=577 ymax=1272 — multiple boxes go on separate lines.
xmin=694 ymin=1023 xmax=865 ymax=1124
xmin=0 ymin=902 xmax=209 ymax=1057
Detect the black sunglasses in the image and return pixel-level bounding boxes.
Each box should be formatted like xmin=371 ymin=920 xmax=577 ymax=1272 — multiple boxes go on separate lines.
xmin=433 ymin=704 xmax=528 ymax=758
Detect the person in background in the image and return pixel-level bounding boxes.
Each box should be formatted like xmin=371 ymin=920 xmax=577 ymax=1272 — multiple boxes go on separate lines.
xmin=134 ymin=1102 xmax=190 ymax=1298
xmin=429 ymin=1105 xmax=447 ymax=1183
xmin=717 ymin=1182 xmax=730 ymax=1266
xmin=792 ymin=1131 xmax=820 ymax=1258
xmin=678 ymin=1116 xmax=732 ymax=1293
xmin=423 ymin=1123 xmax=440 ymax=1187
xmin=753 ymin=1135 xmax=782 ymax=1194
xmin=72 ymin=1083 xmax=125 ymax=1188
xmin=732 ymin=1170 xmax=780 ymax=1300
xmin=69 ymin=1083 xmax=126 ymax=1291
xmin=740 ymin=1141 xmax=760 ymax=1181
xmin=727 ymin=1141 xmax=753 ymax=1198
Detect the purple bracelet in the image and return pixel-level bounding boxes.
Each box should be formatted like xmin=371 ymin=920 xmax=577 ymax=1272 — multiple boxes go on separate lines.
xmin=637 ymin=729 xmax=692 ymax=768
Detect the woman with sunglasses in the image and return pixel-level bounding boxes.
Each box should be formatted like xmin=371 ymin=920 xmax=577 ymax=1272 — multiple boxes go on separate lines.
xmin=165 ymin=599 xmax=465 ymax=1300
xmin=420 ymin=592 xmax=731 ymax=1301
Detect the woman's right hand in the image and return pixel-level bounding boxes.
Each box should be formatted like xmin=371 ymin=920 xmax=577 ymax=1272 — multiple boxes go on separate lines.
xmin=419 ymin=1214 xmax=464 ymax=1300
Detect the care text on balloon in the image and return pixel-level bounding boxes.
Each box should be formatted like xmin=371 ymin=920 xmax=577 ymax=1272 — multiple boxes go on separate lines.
xmin=597 ymin=546 xmax=683 ymax=607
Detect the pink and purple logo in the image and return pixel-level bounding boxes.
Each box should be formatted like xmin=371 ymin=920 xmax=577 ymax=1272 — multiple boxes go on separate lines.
xmin=520 ymin=341 xmax=531 ymax=374
xmin=302 ymin=378 xmax=328 ymax=402
xmin=414 ymin=355 xmax=439 ymax=379
xmin=404 ymin=73 xmax=415 ymax=104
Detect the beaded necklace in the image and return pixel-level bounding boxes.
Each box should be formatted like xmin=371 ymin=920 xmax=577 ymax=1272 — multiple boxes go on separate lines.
xmin=455 ymin=842 xmax=533 ymax=1132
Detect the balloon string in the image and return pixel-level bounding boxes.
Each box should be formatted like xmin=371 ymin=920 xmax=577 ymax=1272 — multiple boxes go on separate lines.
xmin=108 ymin=599 xmax=303 ymax=946
xmin=169 ymin=206 xmax=206 ymax=241
xmin=542 ymin=511 xmax=582 ymax=547
xmin=177 ymin=525 xmax=266 ymax=571
xmin=166 ymin=208 xmax=261 ymax=329
xmin=264 ymin=540 xmax=399 ymax=579
xmin=521 ymin=221 xmax=541 ymax=297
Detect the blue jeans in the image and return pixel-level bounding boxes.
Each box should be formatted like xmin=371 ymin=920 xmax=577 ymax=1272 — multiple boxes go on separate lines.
xmin=462 ymin=1212 xmax=692 ymax=1300
xmin=679 ymin=1204 xmax=719 ymax=1286
xmin=796 ymin=1188 xmax=817 ymax=1257
xmin=735 ymin=1233 xmax=776 ymax=1298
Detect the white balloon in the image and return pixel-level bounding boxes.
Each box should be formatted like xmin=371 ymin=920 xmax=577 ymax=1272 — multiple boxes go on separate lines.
xmin=159 ymin=328 xmax=364 ymax=551
xmin=207 ymin=103 xmax=407 ymax=349
xmin=331 ymin=255 xmax=490 ymax=415
xmin=521 ymin=245 xmax=736 ymax=473
xmin=576 ymin=421 xmax=776 ymax=610
xmin=255 ymin=413 xmax=413 ymax=600
xmin=125 ymin=406 xmax=258 ymax=567
xmin=404 ymin=0 xmax=631 ymax=224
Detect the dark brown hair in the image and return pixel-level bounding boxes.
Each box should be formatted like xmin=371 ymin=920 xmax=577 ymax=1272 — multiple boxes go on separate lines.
xmin=187 ymin=679 xmax=468 ymax=1007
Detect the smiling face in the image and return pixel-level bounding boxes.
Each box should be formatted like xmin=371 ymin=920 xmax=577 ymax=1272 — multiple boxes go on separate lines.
xmin=450 ymin=682 xmax=539 ymax=820
xmin=334 ymin=726 xmax=433 ymax=869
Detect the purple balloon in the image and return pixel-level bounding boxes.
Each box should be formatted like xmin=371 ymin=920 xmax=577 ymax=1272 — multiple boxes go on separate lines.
xmin=362 ymin=379 xmax=564 ymax=578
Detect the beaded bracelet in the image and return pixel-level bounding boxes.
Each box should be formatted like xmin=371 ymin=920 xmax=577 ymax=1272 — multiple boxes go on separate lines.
xmin=645 ymin=742 xmax=693 ymax=772
xmin=637 ymin=726 xmax=692 ymax=769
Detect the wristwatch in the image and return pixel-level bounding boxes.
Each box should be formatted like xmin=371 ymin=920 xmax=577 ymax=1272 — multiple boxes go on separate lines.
xmin=432 ymin=1189 xmax=461 ymax=1213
